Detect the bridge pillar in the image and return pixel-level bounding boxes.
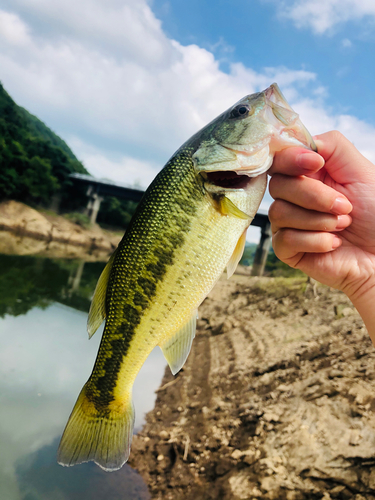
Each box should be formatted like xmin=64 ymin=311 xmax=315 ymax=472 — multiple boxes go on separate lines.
xmin=67 ymin=261 xmax=85 ymax=296
xmin=251 ymin=221 xmax=272 ymax=276
xmin=85 ymin=185 xmax=104 ymax=224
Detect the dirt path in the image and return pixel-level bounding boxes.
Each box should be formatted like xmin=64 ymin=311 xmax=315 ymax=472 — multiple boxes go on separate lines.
xmin=129 ymin=275 xmax=375 ymax=500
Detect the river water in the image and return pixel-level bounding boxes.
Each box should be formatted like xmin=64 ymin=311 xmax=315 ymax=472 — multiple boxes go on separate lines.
xmin=0 ymin=251 xmax=167 ymax=500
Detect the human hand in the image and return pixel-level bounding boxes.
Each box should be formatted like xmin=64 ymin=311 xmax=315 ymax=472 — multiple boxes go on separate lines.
xmin=269 ymin=131 xmax=375 ymax=338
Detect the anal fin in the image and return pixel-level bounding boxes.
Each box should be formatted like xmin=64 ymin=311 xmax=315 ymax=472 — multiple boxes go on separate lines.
xmin=227 ymin=229 xmax=247 ymax=279
xmin=159 ymin=311 xmax=197 ymax=375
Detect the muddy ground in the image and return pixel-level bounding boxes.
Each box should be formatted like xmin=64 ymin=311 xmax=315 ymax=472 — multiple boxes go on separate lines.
xmin=129 ymin=275 xmax=375 ymax=500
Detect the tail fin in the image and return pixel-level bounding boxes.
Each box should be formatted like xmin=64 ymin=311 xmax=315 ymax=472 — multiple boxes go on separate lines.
xmin=57 ymin=384 xmax=135 ymax=472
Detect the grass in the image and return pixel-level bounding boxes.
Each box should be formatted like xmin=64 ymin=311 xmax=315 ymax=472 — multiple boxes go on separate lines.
xmin=62 ymin=212 xmax=91 ymax=229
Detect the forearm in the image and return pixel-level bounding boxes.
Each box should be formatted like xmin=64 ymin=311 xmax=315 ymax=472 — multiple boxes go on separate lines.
xmin=347 ymin=284 xmax=375 ymax=345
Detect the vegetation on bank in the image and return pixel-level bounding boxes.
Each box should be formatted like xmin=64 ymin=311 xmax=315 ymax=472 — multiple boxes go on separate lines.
xmin=96 ymin=197 xmax=139 ymax=230
xmin=0 ymin=82 xmax=88 ymax=209
xmin=0 ymin=82 xmax=137 ymax=228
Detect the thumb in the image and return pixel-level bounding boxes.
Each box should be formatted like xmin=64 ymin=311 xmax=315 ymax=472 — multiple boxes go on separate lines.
xmin=314 ymin=131 xmax=374 ymax=184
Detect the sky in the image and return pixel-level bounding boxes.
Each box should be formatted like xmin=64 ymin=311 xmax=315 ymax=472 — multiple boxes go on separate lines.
xmin=0 ymin=0 xmax=375 ymax=241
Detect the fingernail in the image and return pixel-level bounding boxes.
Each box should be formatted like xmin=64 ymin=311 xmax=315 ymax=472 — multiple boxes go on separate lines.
xmin=331 ymin=196 xmax=352 ymax=215
xmin=296 ymin=151 xmax=324 ymax=170
xmin=336 ymin=215 xmax=350 ymax=230
xmin=297 ymin=152 xmax=317 ymax=165
xmin=332 ymin=236 xmax=342 ymax=249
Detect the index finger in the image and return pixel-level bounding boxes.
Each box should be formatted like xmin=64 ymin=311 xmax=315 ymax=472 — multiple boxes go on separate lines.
xmin=269 ymin=147 xmax=325 ymax=176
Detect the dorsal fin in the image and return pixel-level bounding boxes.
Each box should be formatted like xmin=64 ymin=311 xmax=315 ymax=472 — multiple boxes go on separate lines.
xmin=227 ymin=229 xmax=247 ymax=279
xmin=87 ymin=249 xmax=117 ymax=338
xmin=159 ymin=311 xmax=197 ymax=375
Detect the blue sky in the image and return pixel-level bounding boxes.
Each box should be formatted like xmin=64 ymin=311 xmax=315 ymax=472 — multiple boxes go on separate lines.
xmin=154 ymin=0 xmax=375 ymax=123
xmin=0 ymin=0 xmax=374 ymax=241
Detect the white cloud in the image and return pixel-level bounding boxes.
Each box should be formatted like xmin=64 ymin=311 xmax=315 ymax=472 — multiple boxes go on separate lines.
xmin=289 ymin=97 xmax=375 ymax=164
xmin=0 ymin=3 xmax=316 ymax=172
xmin=0 ymin=10 xmax=30 ymax=45
xmin=1 ymin=0 xmax=174 ymax=64
xmin=332 ymin=115 xmax=375 ymax=164
xmin=0 ymin=0 xmax=374 ymax=191
xmin=68 ymin=136 xmax=160 ymax=188
xmin=271 ymin=0 xmax=375 ymax=34
xmin=341 ymin=38 xmax=353 ymax=48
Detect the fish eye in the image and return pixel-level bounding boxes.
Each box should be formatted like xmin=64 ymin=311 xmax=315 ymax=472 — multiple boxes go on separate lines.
xmin=229 ymin=104 xmax=251 ymax=119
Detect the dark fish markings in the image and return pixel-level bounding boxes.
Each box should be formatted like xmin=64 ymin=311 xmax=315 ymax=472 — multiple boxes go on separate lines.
xmin=86 ymin=147 xmax=205 ymax=409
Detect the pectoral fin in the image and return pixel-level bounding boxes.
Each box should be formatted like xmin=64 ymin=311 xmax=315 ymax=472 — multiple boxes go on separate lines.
xmin=219 ymin=195 xmax=251 ymax=220
xmin=159 ymin=311 xmax=197 ymax=375
xmin=227 ymin=229 xmax=247 ymax=279
xmin=87 ymin=249 xmax=117 ymax=338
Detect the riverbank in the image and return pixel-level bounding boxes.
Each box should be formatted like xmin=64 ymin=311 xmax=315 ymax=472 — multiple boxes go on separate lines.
xmin=0 ymin=200 xmax=122 ymax=260
xmin=129 ymin=275 xmax=375 ymax=500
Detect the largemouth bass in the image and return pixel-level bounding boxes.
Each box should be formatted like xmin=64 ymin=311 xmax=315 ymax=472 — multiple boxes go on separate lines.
xmin=58 ymin=83 xmax=315 ymax=471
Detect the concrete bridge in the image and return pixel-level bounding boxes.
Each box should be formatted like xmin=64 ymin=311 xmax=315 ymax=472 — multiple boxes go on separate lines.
xmin=70 ymin=173 xmax=271 ymax=276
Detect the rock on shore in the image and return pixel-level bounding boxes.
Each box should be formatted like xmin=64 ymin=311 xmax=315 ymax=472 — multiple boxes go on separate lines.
xmin=129 ymin=275 xmax=375 ymax=500
xmin=0 ymin=200 xmax=121 ymax=259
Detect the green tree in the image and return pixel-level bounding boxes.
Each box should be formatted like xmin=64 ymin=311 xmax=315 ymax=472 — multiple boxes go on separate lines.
xmin=0 ymin=81 xmax=88 ymax=207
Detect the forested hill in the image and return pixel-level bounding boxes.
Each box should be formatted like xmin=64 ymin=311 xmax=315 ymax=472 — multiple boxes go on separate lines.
xmin=0 ymin=82 xmax=88 ymax=208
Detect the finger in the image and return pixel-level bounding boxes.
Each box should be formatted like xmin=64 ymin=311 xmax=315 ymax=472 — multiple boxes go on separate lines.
xmin=269 ymin=200 xmax=352 ymax=233
xmin=269 ymin=147 xmax=324 ymax=176
xmin=269 ymin=174 xmax=353 ymax=215
xmin=272 ymin=229 xmax=342 ymax=266
xmin=314 ymin=131 xmax=374 ymax=184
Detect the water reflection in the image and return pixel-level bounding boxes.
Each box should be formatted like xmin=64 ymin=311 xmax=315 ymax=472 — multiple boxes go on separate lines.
xmin=0 ymin=253 xmax=166 ymax=499
xmin=0 ymin=255 xmax=100 ymax=315
xmin=16 ymin=438 xmax=150 ymax=500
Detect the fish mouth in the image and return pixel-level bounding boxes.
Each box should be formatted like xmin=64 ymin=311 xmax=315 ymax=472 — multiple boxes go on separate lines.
xmin=265 ymin=83 xmax=317 ymax=152
xmin=203 ymin=171 xmax=253 ymax=190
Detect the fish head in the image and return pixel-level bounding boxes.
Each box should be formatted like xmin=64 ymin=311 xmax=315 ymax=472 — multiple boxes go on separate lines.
xmin=192 ymin=83 xmax=316 ymax=193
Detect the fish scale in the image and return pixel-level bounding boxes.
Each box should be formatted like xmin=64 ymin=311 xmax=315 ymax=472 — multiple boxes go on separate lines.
xmin=85 ymin=149 xmax=201 ymax=405
xmin=58 ymin=83 xmax=316 ymax=471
